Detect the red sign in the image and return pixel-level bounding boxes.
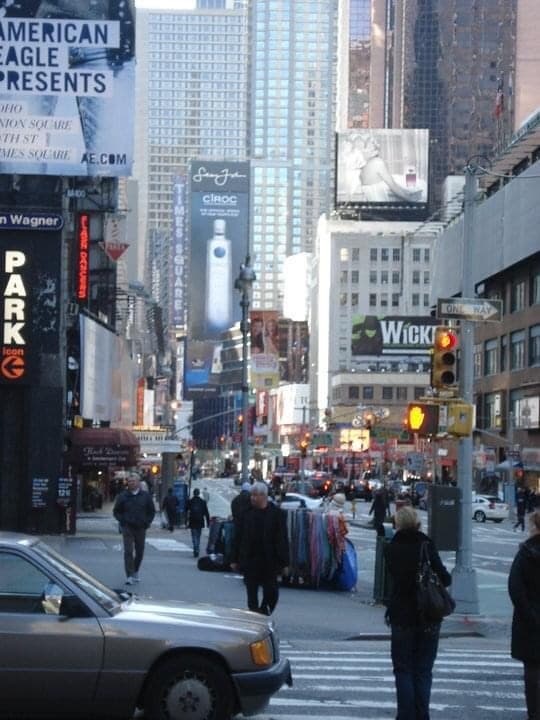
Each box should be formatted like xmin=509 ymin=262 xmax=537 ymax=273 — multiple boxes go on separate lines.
xmin=136 ymin=377 xmax=145 ymax=426
xmin=77 ymin=213 xmax=90 ymax=301
xmin=1 ymin=352 xmax=25 ymax=379
xmin=99 ymin=241 xmax=129 ymax=262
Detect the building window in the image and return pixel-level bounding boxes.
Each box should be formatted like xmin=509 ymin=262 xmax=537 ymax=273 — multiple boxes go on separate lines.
xmin=423 ymin=293 xmax=430 ymax=307
xmin=414 ymin=386 xmax=424 ymax=400
xmin=412 ymin=270 xmax=420 ymax=284
xmin=423 ymin=271 xmax=430 ymax=284
xmin=351 ymin=292 xmax=359 ymax=306
xmin=370 ymin=248 xmax=377 ymax=262
xmin=484 ymin=338 xmax=497 ymax=376
xmin=424 ymin=248 xmax=430 ymax=263
xmin=510 ymin=330 xmax=525 ymax=370
xmin=340 ymin=292 xmax=347 ymax=306
xmin=381 ymin=248 xmax=389 ymax=262
xmin=381 ymin=270 xmax=388 ymax=284
xmin=392 ymin=271 xmax=400 ymax=284
xmin=530 ymin=325 xmax=540 ymax=366
xmin=484 ymin=392 xmax=501 ymax=429
xmin=351 ymin=270 xmax=359 ymax=284
xmin=340 ymin=270 xmax=348 ymax=284
xmin=363 ymin=386 xmax=374 ymax=400
xmin=392 ymin=293 xmax=400 ymax=307
xmin=413 ymin=248 xmax=421 ymax=262
xmin=412 ymin=293 xmax=420 ymax=307
xmin=340 ymin=248 xmax=349 ymax=262
xmin=369 ymin=293 xmax=376 ymax=307
xmin=369 ymin=270 xmax=377 ymax=284
xmin=352 ymin=248 xmax=360 ymax=261
xmin=380 ymin=293 xmax=388 ymax=307
xmin=393 ymin=248 xmax=401 ymax=262
xmin=500 ymin=335 xmax=507 ymax=372
xmin=511 ymin=280 xmax=526 ymax=312
xmin=382 ymin=386 xmax=393 ymax=400
xmin=397 ymin=386 xmax=408 ymax=401
xmin=348 ymin=386 xmax=359 ymax=400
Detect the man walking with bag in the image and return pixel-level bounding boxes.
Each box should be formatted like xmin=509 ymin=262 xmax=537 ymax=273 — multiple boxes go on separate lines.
xmin=113 ymin=473 xmax=155 ymax=585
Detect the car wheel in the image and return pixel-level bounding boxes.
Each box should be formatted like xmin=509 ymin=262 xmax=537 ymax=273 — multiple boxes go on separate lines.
xmin=144 ymin=654 xmax=234 ymax=720
xmin=473 ymin=510 xmax=486 ymax=523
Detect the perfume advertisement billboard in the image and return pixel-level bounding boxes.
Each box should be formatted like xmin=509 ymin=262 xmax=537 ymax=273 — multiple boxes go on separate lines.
xmin=0 ymin=1 xmax=136 ymax=177
xmin=250 ymin=310 xmax=279 ymax=390
xmin=189 ymin=160 xmax=250 ymax=340
xmin=336 ymin=129 xmax=429 ymax=206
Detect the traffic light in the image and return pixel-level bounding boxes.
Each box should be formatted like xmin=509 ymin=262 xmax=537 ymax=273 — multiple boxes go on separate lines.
xmin=406 ymin=402 xmax=439 ymax=437
xmin=237 ymin=414 xmax=243 ymax=431
xmin=151 ymin=464 xmax=160 ymax=476
xmin=431 ymin=326 xmax=459 ymax=389
xmin=299 ymin=432 xmax=310 ymax=458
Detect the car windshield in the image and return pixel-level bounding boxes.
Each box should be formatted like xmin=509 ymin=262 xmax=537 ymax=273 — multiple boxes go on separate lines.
xmin=32 ymin=541 xmax=121 ymax=612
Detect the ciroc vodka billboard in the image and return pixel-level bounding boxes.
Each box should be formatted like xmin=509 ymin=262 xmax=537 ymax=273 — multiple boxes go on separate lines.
xmin=188 ymin=160 xmax=250 ymax=340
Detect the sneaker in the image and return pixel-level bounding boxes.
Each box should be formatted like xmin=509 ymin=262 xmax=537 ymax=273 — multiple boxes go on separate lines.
xmin=125 ymin=577 xmax=134 ymax=585
xmin=132 ymin=573 xmax=140 ymax=582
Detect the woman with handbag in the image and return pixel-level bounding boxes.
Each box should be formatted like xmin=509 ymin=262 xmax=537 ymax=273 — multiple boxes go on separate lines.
xmin=384 ymin=505 xmax=452 ymax=720
xmin=508 ymin=510 xmax=540 ymax=720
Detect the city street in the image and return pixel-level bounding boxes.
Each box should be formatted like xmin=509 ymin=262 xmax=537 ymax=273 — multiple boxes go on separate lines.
xmin=40 ymin=478 xmax=526 ymax=719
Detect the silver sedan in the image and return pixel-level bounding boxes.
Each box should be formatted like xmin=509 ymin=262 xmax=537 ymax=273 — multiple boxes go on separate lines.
xmin=0 ymin=533 xmax=292 ymax=720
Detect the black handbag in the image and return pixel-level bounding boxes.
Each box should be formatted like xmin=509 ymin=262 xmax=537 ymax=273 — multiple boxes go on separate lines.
xmin=416 ymin=541 xmax=456 ymax=622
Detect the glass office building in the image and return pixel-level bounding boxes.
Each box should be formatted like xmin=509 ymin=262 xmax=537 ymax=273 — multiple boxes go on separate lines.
xmin=250 ymin=0 xmax=338 ymax=311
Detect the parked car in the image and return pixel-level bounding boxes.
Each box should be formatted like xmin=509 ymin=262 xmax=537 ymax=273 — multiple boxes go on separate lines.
xmin=310 ymin=472 xmax=334 ymax=497
xmin=279 ymin=492 xmax=324 ymax=511
xmin=0 ymin=532 xmax=292 ymax=720
xmin=344 ymin=479 xmax=373 ymax=502
xmin=472 ymin=495 xmax=509 ymax=523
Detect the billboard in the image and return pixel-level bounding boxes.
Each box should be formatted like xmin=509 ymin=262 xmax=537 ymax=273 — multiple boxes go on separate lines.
xmin=336 ymin=129 xmax=429 ymax=205
xmin=189 ymin=160 xmax=250 ymax=340
xmin=351 ymin=316 xmax=439 ymax=356
xmin=0 ymin=1 xmax=135 ymax=176
xmin=183 ymin=339 xmax=221 ymax=399
xmin=171 ymin=175 xmax=187 ymax=328
xmin=250 ymin=310 xmax=279 ymax=390
xmin=278 ymin=319 xmax=309 ymax=383
xmin=80 ymin=313 xmax=121 ymax=422
xmin=0 ymin=229 xmax=61 ymax=385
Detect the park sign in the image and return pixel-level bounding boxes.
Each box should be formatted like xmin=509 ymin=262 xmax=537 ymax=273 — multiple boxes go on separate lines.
xmin=437 ymin=298 xmax=502 ymax=322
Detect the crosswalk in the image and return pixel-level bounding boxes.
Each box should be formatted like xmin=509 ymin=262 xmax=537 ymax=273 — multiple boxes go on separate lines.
xmin=256 ymin=645 xmax=525 ymax=719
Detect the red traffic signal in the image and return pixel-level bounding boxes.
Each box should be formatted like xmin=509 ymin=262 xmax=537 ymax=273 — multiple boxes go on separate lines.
xmin=432 ymin=327 xmax=459 ymax=389
xmin=406 ymin=403 xmax=439 ymax=437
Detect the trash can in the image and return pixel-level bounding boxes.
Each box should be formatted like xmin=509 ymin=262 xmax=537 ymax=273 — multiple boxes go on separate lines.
xmin=373 ymin=523 xmax=394 ymax=604
xmin=427 ymin=485 xmax=461 ymax=551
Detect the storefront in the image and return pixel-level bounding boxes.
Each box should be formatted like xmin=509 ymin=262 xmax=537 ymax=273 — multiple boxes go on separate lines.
xmin=65 ymin=428 xmax=140 ymax=511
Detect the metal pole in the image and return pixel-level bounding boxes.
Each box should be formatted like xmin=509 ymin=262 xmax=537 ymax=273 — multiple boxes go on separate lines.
xmin=240 ymin=287 xmax=250 ymax=485
xmin=452 ymin=167 xmax=480 ymax=614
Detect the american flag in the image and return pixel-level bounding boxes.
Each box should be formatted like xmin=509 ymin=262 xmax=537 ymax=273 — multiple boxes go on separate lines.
xmin=494 ymin=82 xmax=504 ymax=118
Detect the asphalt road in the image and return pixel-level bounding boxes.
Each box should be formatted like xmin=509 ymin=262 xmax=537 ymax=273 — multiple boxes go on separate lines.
xmin=39 ymin=478 xmax=526 ymax=719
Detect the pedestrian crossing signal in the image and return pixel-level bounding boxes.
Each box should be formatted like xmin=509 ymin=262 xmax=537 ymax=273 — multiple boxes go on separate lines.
xmin=406 ymin=403 xmax=439 ymax=437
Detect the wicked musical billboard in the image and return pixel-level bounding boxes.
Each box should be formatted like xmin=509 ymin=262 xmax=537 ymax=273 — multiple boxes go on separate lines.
xmin=351 ymin=315 xmax=439 ymax=356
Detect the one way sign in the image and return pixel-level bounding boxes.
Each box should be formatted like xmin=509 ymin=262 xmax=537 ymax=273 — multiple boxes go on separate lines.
xmin=437 ymin=297 xmax=502 ymax=322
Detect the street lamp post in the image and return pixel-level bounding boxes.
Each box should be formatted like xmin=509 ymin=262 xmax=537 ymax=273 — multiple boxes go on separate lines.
xmin=235 ymin=256 xmax=256 ymax=485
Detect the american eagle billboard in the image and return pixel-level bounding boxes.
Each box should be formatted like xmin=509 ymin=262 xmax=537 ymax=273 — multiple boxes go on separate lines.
xmin=0 ymin=1 xmax=135 ymax=176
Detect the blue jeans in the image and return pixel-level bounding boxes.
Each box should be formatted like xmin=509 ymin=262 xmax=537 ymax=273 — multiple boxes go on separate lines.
xmin=391 ymin=624 xmax=440 ymax=720
xmin=190 ymin=527 xmax=202 ymax=556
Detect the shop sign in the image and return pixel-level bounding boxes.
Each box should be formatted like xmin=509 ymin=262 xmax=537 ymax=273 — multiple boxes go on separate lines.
xmin=0 ymin=212 xmax=63 ymax=231
xmin=76 ymin=213 xmax=90 ymax=301
xmin=1 ymin=249 xmax=28 ymax=383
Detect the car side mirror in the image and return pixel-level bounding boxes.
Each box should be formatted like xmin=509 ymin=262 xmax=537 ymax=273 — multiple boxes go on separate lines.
xmin=42 ymin=582 xmax=64 ymax=615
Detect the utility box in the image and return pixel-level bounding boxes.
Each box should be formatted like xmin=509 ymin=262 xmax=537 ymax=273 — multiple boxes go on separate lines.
xmin=427 ymin=485 xmax=461 ymax=551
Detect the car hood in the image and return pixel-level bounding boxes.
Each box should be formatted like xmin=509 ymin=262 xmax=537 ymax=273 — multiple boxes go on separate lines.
xmin=118 ymin=598 xmax=271 ymax=636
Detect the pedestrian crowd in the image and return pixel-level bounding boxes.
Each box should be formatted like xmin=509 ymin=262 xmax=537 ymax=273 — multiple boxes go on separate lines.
xmin=111 ymin=469 xmax=540 ymax=720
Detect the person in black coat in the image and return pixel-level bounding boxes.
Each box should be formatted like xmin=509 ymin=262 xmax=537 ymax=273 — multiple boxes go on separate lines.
xmin=514 ymin=487 xmax=527 ymax=532
xmin=113 ymin=473 xmax=156 ymax=584
xmin=369 ymin=486 xmax=390 ymax=535
xmin=231 ymin=481 xmax=289 ymax=615
xmin=187 ymin=488 xmax=210 ymax=558
xmin=384 ymin=506 xmax=451 ymax=720
xmin=161 ymin=488 xmax=178 ymax=532
xmin=508 ymin=510 xmax=540 ymax=720
xmin=231 ymin=482 xmax=252 ymax=527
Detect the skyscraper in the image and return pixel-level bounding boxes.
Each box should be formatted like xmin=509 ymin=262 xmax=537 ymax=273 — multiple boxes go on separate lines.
xmin=250 ymin=0 xmax=339 ymax=311
xmin=134 ymin=1 xmax=249 ymax=328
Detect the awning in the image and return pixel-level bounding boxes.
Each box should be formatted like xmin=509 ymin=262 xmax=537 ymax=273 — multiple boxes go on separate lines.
xmin=67 ymin=428 xmax=140 ymax=469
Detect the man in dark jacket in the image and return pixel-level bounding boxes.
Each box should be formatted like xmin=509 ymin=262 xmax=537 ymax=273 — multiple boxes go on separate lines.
xmin=509 ymin=510 xmax=540 ymax=720
xmin=113 ymin=473 xmax=155 ymax=584
xmin=187 ymin=488 xmax=210 ymax=558
xmin=384 ymin=505 xmax=451 ymax=720
xmin=231 ymin=481 xmax=289 ymax=615
xmin=514 ymin=487 xmax=527 ymax=532
xmin=231 ymin=482 xmax=252 ymax=528
xmin=161 ymin=488 xmax=178 ymax=532
xmin=369 ymin=486 xmax=390 ymax=536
